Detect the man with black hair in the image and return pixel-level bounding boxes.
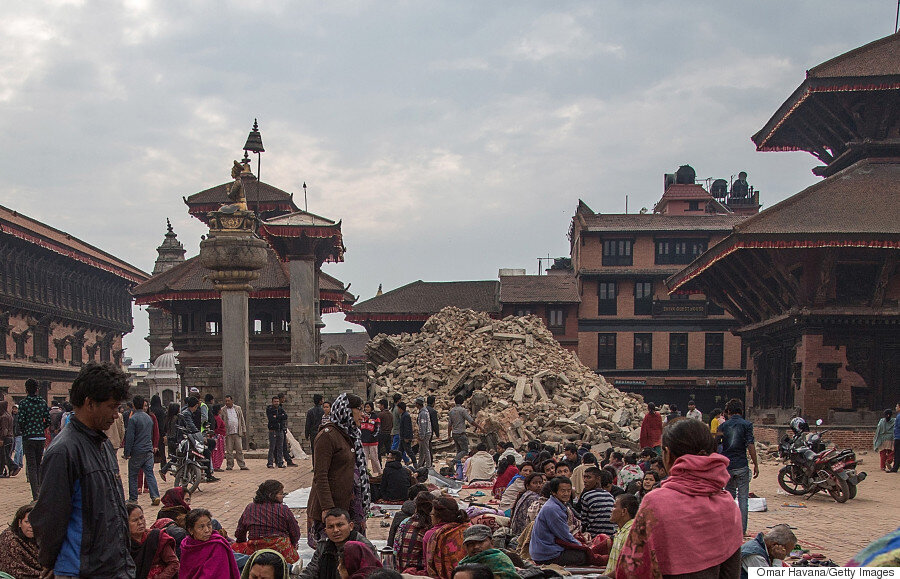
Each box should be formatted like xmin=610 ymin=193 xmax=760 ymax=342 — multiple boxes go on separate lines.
xmin=299 ymin=508 xmax=376 ymax=579
xmin=426 ymin=394 xmax=439 ymax=461
xmin=159 ymin=396 xmax=218 ymax=483
xmin=574 ymin=466 xmax=616 ymax=536
xmin=562 ymin=443 xmax=581 ymax=469
xmin=277 ymin=392 xmax=297 ymax=467
xmin=397 ymin=401 xmax=416 ymax=468
xmin=18 ymin=378 xmax=50 ymax=500
xmin=380 ymin=450 xmax=413 ymax=501
xmin=604 ymin=492 xmax=639 ymax=575
xmin=305 ymin=393 xmax=325 ymax=460
xmin=530 ymin=476 xmax=587 ymax=565
xmin=718 ymin=398 xmax=758 ymax=534
xmin=124 ymin=394 xmax=160 ymax=504
xmin=201 ymin=393 xmax=215 ymax=432
xmin=267 ymin=395 xmax=288 ymax=468
xmin=31 ymin=361 xmax=135 ymax=578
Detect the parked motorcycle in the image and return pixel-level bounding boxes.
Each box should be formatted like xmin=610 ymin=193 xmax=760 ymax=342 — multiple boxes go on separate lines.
xmin=168 ymin=426 xmax=209 ymax=494
xmin=777 ymin=419 xmax=866 ymax=503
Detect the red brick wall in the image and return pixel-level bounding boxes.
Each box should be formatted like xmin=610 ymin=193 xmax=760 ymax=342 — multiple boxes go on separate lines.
xmin=499 ymin=303 xmax=579 ymax=351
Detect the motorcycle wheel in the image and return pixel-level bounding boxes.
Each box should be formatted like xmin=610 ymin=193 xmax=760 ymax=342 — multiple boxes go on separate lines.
xmin=848 ymin=482 xmax=857 ymax=500
xmin=826 ymin=470 xmax=850 ymax=503
xmin=777 ymin=465 xmax=810 ymax=495
xmin=174 ymin=463 xmax=202 ymax=495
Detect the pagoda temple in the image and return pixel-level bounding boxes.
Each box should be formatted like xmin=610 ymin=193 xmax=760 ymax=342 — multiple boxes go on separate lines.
xmin=667 ymin=33 xmax=900 ymax=425
xmin=133 ymin=156 xmax=354 ymax=370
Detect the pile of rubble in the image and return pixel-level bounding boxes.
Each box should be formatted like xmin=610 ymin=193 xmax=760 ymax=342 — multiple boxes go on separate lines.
xmin=366 ymin=307 xmax=646 ymax=449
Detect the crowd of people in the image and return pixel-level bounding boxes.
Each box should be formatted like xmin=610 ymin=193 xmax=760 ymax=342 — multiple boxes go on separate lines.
xmin=2 ymin=366 xmax=895 ymax=578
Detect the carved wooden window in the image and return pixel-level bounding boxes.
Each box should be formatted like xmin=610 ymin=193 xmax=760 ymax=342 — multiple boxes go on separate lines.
xmin=705 ymin=333 xmax=724 ymax=370
xmin=548 ymin=309 xmax=565 ymax=331
xmin=70 ymin=334 xmax=83 ymax=365
xmin=55 ymin=339 xmax=67 ymax=363
xmin=634 ymin=281 xmax=653 ymax=315
xmin=12 ymin=331 xmax=28 ymax=359
xmin=85 ymin=342 xmax=98 ymax=362
xmin=32 ymin=322 xmax=49 ymax=362
xmin=603 ymin=239 xmax=633 ymax=266
xmin=598 ymin=282 xmax=617 ymax=315
xmin=817 ymin=363 xmax=841 ymax=390
xmin=99 ymin=336 xmax=111 ymax=363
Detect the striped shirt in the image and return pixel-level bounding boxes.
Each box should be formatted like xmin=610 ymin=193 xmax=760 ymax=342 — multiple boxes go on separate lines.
xmin=575 ymin=488 xmax=617 ymax=536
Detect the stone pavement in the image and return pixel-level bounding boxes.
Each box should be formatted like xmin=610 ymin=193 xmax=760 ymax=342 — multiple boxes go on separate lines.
xmin=0 ymin=451 xmax=894 ymax=564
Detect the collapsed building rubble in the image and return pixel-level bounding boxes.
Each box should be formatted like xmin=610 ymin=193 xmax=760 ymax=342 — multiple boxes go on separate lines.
xmin=366 ymin=307 xmax=647 ymax=453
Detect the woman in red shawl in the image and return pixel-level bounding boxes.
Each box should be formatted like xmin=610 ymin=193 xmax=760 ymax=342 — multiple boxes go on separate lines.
xmin=127 ymin=503 xmax=179 ymax=579
xmin=615 ymin=418 xmax=743 ymax=578
xmin=211 ymin=404 xmax=227 ymax=471
xmin=638 ymin=403 xmax=663 ymax=455
xmin=179 ymin=508 xmax=240 ymax=579
xmin=492 ymin=456 xmax=519 ymax=499
xmin=339 ymin=540 xmax=383 ymax=579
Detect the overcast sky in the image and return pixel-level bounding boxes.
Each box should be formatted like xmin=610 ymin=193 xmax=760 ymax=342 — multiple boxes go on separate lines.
xmin=1 ymin=1 xmax=894 ymax=363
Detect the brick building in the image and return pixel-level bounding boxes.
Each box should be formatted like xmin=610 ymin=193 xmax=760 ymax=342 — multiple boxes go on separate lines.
xmin=499 ymin=272 xmax=580 ymax=352
xmin=569 ymin=165 xmax=759 ymax=412
xmin=667 ymin=33 xmax=900 ymax=425
xmin=0 ymin=205 xmax=148 ymax=402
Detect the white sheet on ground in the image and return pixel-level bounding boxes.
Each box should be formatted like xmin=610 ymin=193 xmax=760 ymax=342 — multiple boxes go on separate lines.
xmin=284 ymin=487 xmax=311 ymax=509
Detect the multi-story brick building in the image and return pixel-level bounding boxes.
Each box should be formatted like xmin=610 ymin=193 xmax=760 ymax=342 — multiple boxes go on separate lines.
xmin=569 ymin=167 xmax=758 ymax=412
xmin=0 ymin=205 xmax=148 ymax=402
xmin=668 ymin=33 xmax=900 ymax=426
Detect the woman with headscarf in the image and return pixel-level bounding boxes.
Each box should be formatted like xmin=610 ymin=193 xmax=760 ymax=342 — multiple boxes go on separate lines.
xmin=340 ymin=540 xmax=383 ymax=579
xmin=233 ymin=480 xmax=303 ymax=563
xmin=0 ymin=503 xmax=41 ymax=578
xmin=127 ymin=503 xmax=179 ymax=579
xmin=874 ymin=408 xmax=896 ymax=471
xmin=157 ymin=486 xmax=192 ymax=527
xmin=240 ymin=549 xmax=290 ymax=579
xmin=307 ymin=393 xmax=369 ymax=547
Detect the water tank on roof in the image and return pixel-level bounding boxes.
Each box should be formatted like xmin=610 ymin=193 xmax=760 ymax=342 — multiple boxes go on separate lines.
xmin=710 ymin=179 xmax=728 ymax=199
xmin=675 ymin=165 xmax=696 ymax=184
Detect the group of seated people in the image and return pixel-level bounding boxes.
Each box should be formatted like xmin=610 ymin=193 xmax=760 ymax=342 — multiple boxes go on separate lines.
xmin=381 ymin=418 xmax=809 ymax=578
xmin=0 ymin=479 xmax=303 ymax=579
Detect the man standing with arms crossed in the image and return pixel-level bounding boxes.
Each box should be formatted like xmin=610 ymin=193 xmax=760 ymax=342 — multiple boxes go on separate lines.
xmin=222 ymin=394 xmax=248 ymax=470
xmin=31 ymin=361 xmax=134 ymax=578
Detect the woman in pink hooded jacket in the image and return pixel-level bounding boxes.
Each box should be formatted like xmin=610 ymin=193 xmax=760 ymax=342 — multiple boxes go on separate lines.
xmin=616 ymin=418 xmax=743 ymax=578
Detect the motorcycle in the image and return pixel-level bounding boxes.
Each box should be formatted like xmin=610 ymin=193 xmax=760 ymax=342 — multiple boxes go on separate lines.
xmin=168 ymin=426 xmax=210 ymax=494
xmin=777 ymin=421 xmax=866 ymax=503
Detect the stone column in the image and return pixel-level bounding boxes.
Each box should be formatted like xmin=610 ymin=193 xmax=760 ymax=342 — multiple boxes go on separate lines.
xmin=221 ymin=290 xmax=251 ymax=410
xmin=289 ymin=256 xmax=317 ymax=364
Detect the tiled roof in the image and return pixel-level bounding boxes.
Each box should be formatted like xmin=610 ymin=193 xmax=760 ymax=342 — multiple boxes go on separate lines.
xmin=579 ymin=213 xmax=745 ymax=233
xmin=0 ymin=204 xmax=148 ymax=283
xmin=499 ymin=275 xmax=580 ymax=304
xmin=264 ymin=211 xmax=336 ymax=227
xmin=185 ymin=181 xmax=300 ymax=206
xmin=658 ymin=184 xmax=714 ymax=200
xmin=132 ymin=248 xmax=353 ymax=307
xmin=734 ymin=158 xmax=900 ymax=235
xmin=350 ymin=280 xmax=501 ymax=314
xmin=807 ymin=32 xmax=900 ymax=78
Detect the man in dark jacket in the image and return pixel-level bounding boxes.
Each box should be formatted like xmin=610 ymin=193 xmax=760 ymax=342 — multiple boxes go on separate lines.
xmin=426 ymin=394 xmax=439 ymax=463
xmin=380 ymin=450 xmax=413 ymax=501
xmin=305 ymin=393 xmax=325 ymax=460
xmin=159 ymin=397 xmax=218 ymax=482
xmin=124 ymin=395 xmax=160 ymax=504
xmin=18 ymin=378 xmax=50 ymax=499
xmin=398 ymin=401 xmax=416 ymax=468
xmin=267 ymin=395 xmax=288 ymax=468
xmin=30 ymin=362 xmax=135 ymax=578
xmin=299 ymin=508 xmax=376 ymax=579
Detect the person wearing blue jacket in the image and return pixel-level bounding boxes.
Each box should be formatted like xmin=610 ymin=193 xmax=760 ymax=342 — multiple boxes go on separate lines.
xmin=123 ymin=394 xmax=159 ymax=504
xmin=529 ymin=476 xmax=588 ymax=566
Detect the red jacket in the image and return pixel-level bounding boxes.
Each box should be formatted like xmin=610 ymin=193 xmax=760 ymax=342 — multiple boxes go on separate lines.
xmin=639 ymin=412 xmax=663 ymax=448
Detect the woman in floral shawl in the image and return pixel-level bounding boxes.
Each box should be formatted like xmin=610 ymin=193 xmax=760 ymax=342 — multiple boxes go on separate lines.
xmin=423 ymin=497 xmax=471 ymax=579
